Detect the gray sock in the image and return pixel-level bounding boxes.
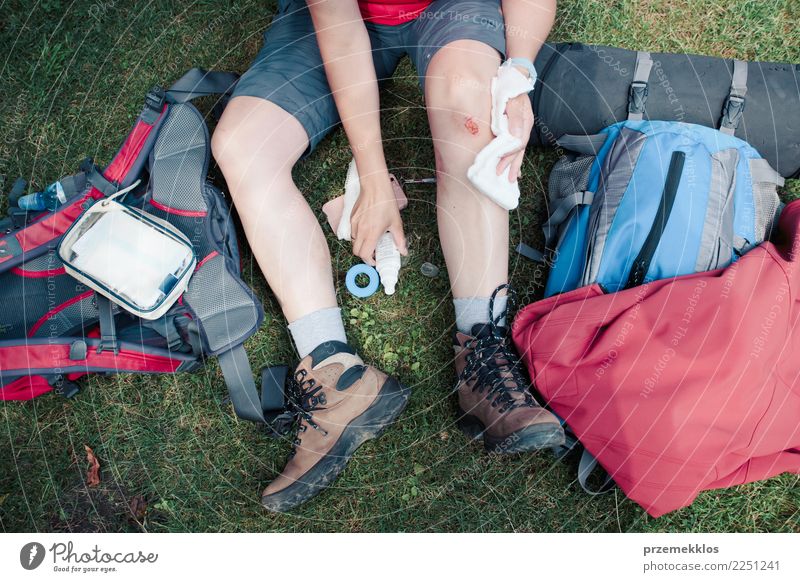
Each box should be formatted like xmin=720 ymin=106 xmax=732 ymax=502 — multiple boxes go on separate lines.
xmin=288 ymin=307 xmax=348 ymax=358
xmin=453 ymin=294 xmax=508 ymax=335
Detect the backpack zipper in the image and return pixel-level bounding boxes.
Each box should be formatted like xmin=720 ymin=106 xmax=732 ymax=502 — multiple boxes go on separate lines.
xmin=625 ymin=150 xmax=686 ymax=288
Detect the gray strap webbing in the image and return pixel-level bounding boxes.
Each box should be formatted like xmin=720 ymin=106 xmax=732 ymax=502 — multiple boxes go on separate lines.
xmin=58 ymin=173 xmax=89 ymax=200
xmin=749 ymin=158 xmax=785 ymax=187
xmin=85 ymin=165 xmax=118 ymax=197
xmin=166 ymin=68 xmax=239 ymax=104
xmin=95 ymin=294 xmax=118 ymax=354
xmin=577 ymin=448 xmax=615 ymax=496
xmin=515 ymin=242 xmax=545 ymax=263
xmin=141 ymin=318 xmax=184 ymax=351
xmin=720 ymin=59 xmax=748 ymax=135
xmin=218 ymin=346 xmax=266 ymax=423
xmin=555 ymin=134 xmax=607 ymax=155
xmin=627 ymin=51 xmax=653 ymax=121
xmin=543 ymin=191 xmax=595 ymax=249
xmin=217 ymin=346 xmax=291 ymax=428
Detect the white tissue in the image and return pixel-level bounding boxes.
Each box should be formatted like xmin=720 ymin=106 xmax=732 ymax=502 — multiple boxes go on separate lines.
xmin=336 ymin=159 xmax=360 ymax=241
xmin=336 ymin=159 xmax=401 ymax=295
xmin=466 ymin=63 xmax=535 ymax=211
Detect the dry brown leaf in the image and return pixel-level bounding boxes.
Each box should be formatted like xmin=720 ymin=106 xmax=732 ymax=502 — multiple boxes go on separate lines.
xmin=84 ymin=445 xmax=100 ymax=487
xmin=128 ymin=495 xmax=148 ymax=521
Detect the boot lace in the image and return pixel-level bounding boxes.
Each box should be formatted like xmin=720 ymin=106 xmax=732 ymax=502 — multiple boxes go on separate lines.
xmin=457 ymin=284 xmax=535 ymax=413
xmin=285 ymin=368 xmax=329 ymax=456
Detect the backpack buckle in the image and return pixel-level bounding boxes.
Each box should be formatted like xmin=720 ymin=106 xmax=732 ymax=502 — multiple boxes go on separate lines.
xmin=53 ymin=375 xmax=81 ymax=399
xmin=259 ymin=365 xmax=295 ymax=438
xmin=96 ymin=333 xmax=119 ymax=355
xmin=142 ymin=85 xmax=166 ymax=124
xmin=721 ymin=94 xmax=746 ymax=131
xmin=9 ymin=207 xmax=31 ymax=229
xmin=263 ymin=410 xmax=295 ymax=438
xmin=627 ymin=81 xmax=649 ymax=115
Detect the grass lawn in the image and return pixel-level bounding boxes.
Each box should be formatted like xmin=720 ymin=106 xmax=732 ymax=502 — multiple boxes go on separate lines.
xmin=1 ymin=0 xmax=799 ymax=532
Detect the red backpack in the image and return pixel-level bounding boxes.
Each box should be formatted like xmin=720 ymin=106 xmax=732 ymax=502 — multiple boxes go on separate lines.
xmin=512 ymin=200 xmax=800 ymax=517
xmin=0 ymin=70 xmax=293 ymax=433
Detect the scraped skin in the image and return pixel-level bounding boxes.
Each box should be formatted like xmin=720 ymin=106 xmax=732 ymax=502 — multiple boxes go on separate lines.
xmin=464 ymin=116 xmax=480 ymax=135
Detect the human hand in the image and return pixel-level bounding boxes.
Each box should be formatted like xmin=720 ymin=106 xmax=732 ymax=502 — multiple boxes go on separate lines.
xmin=496 ymin=92 xmax=534 ymax=182
xmin=350 ymin=173 xmax=408 ymax=266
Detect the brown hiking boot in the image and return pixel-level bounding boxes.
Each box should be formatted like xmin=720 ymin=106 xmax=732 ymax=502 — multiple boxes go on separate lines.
xmin=453 ymin=285 xmax=564 ymax=453
xmin=261 ymin=341 xmax=410 ymax=512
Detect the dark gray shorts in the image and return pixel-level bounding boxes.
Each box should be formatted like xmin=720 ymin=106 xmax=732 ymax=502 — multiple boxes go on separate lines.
xmin=232 ymin=0 xmax=506 ymax=156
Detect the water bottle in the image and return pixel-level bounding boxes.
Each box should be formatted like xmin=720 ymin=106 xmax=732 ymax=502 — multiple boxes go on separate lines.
xmin=17 ymin=181 xmax=67 ymax=211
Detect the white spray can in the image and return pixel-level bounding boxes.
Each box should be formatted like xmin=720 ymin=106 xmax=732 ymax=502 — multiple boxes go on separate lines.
xmin=375 ymin=232 xmax=401 ymax=295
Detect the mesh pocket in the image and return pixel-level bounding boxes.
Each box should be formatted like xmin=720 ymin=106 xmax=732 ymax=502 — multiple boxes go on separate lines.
xmin=22 ymin=251 xmax=64 ymax=272
xmin=31 ymin=295 xmax=97 ymax=338
xmin=150 ymin=104 xmax=209 ymax=213
xmin=183 ymin=254 xmax=260 ymax=354
xmin=750 ymin=158 xmax=784 ymax=242
xmin=753 ymin=181 xmax=783 ymax=241
xmin=0 ymin=264 xmax=89 ymax=339
xmin=548 ymin=154 xmax=594 ymax=201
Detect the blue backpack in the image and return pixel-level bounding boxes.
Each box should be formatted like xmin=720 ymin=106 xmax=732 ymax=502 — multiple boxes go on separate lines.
xmin=542 ymin=120 xmax=785 ymax=297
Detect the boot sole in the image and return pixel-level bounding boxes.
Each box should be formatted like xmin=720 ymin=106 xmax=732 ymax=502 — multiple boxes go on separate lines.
xmin=261 ymin=377 xmax=411 ymax=513
xmin=457 ymin=408 xmax=565 ymax=453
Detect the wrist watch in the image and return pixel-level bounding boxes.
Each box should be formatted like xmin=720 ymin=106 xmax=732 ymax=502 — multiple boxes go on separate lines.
xmin=505 ymin=57 xmax=538 ymax=87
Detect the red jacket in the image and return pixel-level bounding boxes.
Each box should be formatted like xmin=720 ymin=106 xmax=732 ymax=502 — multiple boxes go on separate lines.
xmin=513 ymin=200 xmax=800 ymax=517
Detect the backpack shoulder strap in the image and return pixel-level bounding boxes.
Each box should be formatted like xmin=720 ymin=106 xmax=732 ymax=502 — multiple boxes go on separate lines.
xmin=166 ymin=68 xmax=239 ymax=104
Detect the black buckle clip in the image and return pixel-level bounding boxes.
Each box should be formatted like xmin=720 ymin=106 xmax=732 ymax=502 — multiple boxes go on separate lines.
xmin=10 ymin=207 xmax=31 ymax=229
xmin=53 ymin=375 xmax=81 ymax=399
xmin=142 ymin=85 xmax=166 ymax=123
xmin=96 ymin=336 xmax=119 ymax=355
xmin=627 ymin=81 xmax=649 ymax=114
xmin=721 ymin=94 xmax=746 ymax=130
xmin=263 ymin=411 xmax=296 ymax=438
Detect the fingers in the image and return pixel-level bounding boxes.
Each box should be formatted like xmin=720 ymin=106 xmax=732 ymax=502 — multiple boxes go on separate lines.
xmin=353 ymin=232 xmax=377 ymax=266
xmin=390 ymin=222 xmax=408 ymax=255
xmin=353 ymin=226 xmax=406 ymax=265
xmin=496 ymin=146 xmax=522 ymax=177
xmin=497 ymin=153 xmax=512 ymax=176
xmin=509 ymin=151 xmax=525 ymax=183
xmin=507 ymin=117 xmax=524 ymax=141
xmin=497 ymin=147 xmax=526 ymax=182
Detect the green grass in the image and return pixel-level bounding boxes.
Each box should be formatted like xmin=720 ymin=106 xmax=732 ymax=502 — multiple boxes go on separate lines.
xmin=1 ymin=0 xmax=798 ymax=532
